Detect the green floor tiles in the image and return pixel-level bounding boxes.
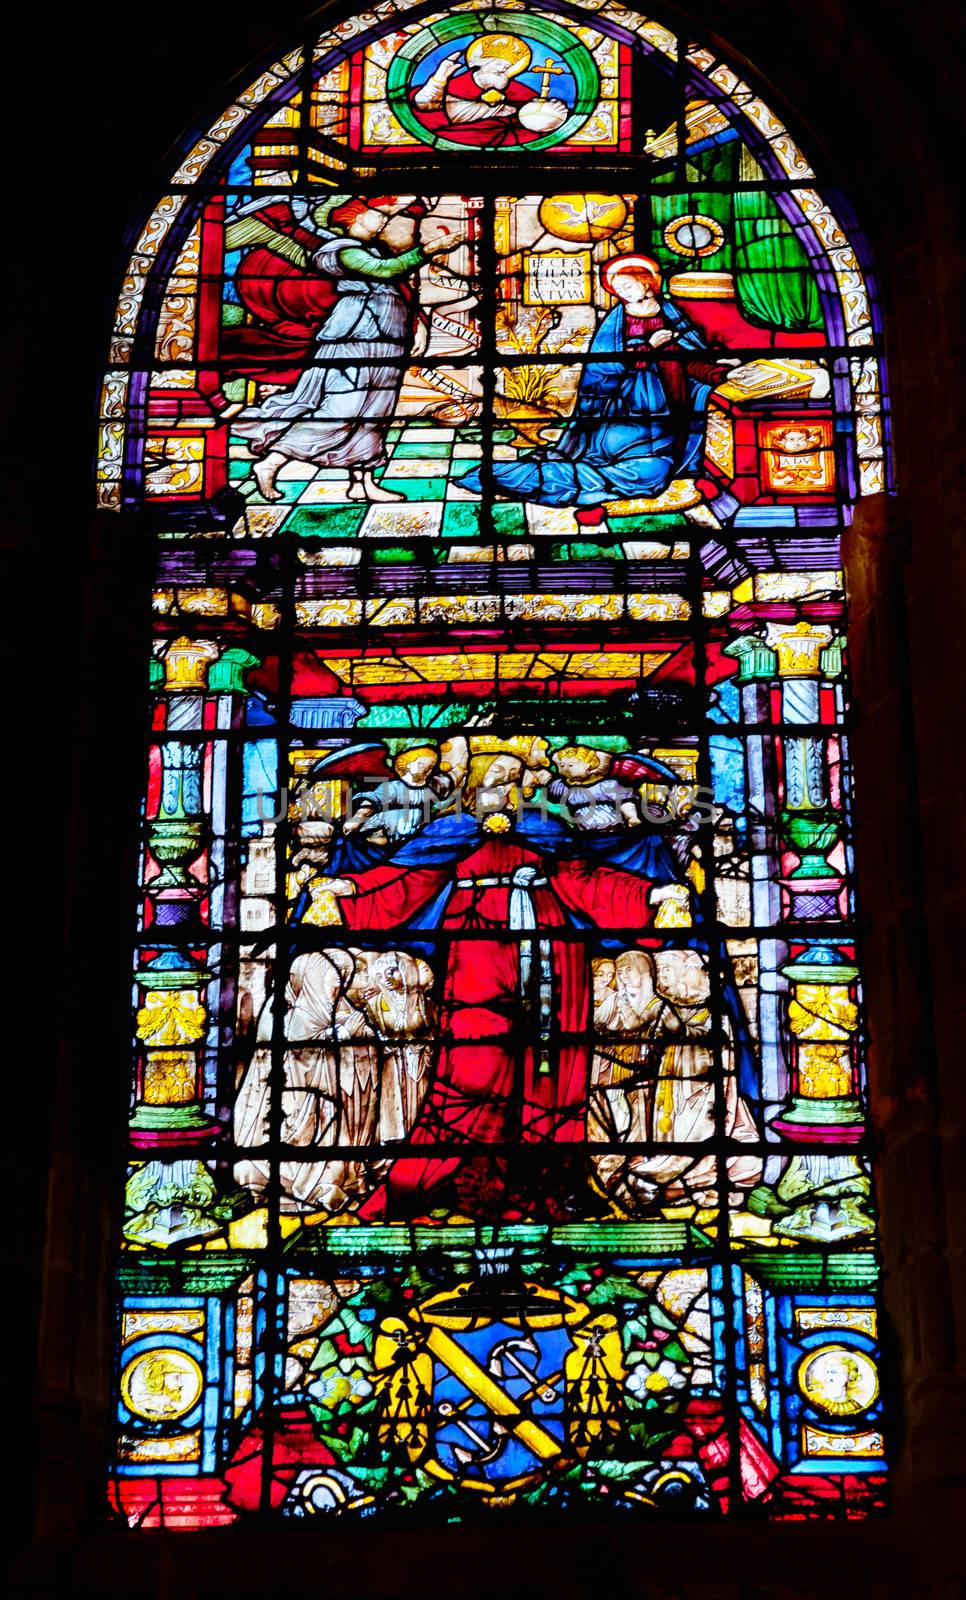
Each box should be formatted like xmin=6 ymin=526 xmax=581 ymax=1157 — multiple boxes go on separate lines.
xmin=392 ymin=440 xmax=454 ymax=459
xmin=606 ymin=511 xmax=691 ymax=535
xmin=440 ymin=502 xmax=482 ymax=537
xmin=552 ymin=540 xmax=626 ymax=559
xmin=283 ymin=504 xmax=369 ymax=537
xmin=491 ymin=502 xmax=527 ymax=537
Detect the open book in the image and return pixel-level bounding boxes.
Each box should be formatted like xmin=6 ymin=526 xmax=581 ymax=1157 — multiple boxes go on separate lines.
xmin=715 ymin=359 xmax=828 ymax=402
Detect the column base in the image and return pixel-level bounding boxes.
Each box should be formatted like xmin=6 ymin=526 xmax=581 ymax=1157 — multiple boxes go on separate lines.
xmin=771 ymin=1094 xmax=864 ymax=1143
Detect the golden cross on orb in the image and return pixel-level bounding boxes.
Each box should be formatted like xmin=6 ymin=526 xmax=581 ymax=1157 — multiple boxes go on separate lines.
xmin=536 ymin=58 xmax=566 ymax=97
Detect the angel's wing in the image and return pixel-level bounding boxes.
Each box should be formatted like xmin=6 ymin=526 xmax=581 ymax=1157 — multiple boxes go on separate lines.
xmin=224 ymin=214 xmax=309 ymax=268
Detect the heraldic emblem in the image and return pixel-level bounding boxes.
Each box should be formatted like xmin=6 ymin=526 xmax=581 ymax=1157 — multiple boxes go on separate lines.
xmin=374 ymin=1248 xmax=625 ymax=1494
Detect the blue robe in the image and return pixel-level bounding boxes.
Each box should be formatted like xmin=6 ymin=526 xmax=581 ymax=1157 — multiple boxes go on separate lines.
xmin=460 ymin=299 xmax=716 ymax=507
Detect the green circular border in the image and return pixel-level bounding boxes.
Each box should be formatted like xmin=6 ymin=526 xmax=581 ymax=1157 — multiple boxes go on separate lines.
xmin=386 ymin=13 xmax=600 ymax=154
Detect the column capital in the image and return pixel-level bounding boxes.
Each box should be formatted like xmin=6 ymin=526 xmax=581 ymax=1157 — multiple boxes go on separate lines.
xmin=765 ymin=620 xmax=834 ymax=677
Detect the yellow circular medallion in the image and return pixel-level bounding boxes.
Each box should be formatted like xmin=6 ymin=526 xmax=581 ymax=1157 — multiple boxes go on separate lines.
xmin=797 ymin=1345 xmax=879 ymax=1417
xmin=539 ymin=194 xmax=629 ymax=243
xmin=663 ymin=214 xmax=725 ymax=258
xmin=121 ymin=1346 xmax=204 ymax=1421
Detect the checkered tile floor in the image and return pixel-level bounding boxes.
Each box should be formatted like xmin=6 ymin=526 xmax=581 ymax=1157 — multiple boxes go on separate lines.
xmin=231 ymin=421 xmax=491 ymax=541
xmin=229 ymin=419 xmax=805 ymax=545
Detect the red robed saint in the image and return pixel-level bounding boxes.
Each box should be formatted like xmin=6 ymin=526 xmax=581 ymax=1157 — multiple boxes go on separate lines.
xmin=338 ymin=826 xmax=657 ymax=1217
xmin=412 ymin=71 xmax=540 ymax=148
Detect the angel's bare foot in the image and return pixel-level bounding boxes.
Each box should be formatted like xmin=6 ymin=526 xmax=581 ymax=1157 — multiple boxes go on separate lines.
xmin=346 ymin=474 xmax=367 ymax=500
xmin=253 ymin=455 xmax=285 ymax=502
xmin=362 ymin=470 xmax=405 ymax=504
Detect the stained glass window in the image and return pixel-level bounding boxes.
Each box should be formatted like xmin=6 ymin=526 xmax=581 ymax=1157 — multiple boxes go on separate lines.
xmin=103 ymin=1 xmax=891 ymax=1528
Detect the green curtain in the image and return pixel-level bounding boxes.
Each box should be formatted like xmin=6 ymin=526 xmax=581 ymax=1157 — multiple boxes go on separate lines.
xmin=733 ymin=190 xmax=822 ymax=330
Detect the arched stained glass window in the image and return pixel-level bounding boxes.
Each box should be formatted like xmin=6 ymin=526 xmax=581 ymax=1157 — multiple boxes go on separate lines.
xmin=103 ymin=0 xmax=891 ymax=1528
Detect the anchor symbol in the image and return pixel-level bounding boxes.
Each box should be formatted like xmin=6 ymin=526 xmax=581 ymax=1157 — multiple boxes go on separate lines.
xmin=487 ymin=1335 xmax=557 ymax=1404
xmin=437 ymin=1399 xmax=507 ymax=1467
xmin=434 ymin=1334 xmax=559 ymax=1472
xmin=391 ymin=1318 xmax=564 ymax=1478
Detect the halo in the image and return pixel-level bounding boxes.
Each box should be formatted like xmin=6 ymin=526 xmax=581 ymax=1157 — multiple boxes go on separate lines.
xmin=465 ymin=33 xmax=532 ymax=78
xmin=601 ymin=253 xmax=662 ymax=296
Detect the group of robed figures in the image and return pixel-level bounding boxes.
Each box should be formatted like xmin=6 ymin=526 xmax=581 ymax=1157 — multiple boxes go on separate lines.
xmin=235 ymin=739 xmax=763 ymax=1221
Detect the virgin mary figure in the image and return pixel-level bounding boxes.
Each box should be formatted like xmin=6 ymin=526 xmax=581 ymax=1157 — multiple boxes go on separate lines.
xmin=460 ymin=254 xmax=733 ymax=512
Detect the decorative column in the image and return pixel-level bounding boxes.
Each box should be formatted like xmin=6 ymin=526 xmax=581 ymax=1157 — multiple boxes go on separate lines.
xmin=770 ymin=943 xmax=873 ymax=1242
xmin=723 ymin=633 xmax=785 ymax=1113
xmin=130 ymin=950 xmax=216 ymax=1147
xmin=208 ymin=646 xmax=262 ymax=1066
xmin=125 ymin=950 xmax=229 ymax=1246
xmin=126 ymin=637 xmax=252 ymax=1247
xmin=148 ymin=636 xmax=218 ymax=931
xmin=765 ymin=621 xmax=844 ymax=921
xmin=765 ymin=620 xmax=849 ymax=923
xmin=726 ymin=623 xmax=870 ymax=1241
xmin=209 ymin=646 xmax=261 ymax=697
xmin=290 ymin=695 xmax=368 ymax=733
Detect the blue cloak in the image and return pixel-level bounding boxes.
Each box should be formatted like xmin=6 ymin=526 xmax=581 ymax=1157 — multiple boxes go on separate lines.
xmin=460 ymin=299 xmax=715 ymax=507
